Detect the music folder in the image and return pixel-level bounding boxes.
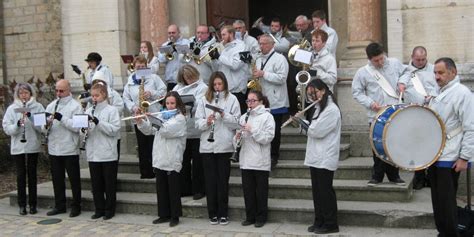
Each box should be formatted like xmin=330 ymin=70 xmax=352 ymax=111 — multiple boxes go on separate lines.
xmin=159 ymin=45 xmax=174 ymax=54
xmin=175 ymin=44 xmax=191 ymax=54
xmin=180 ymin=95 xmax=195 ymax=105
xmin=135 ymin=68 xmax=152 ymax=78
xmin=147 ymin=115 xmax=163 ymax=128
xmin=205 ymin=104 xmax=224 ymax=113
xmin=120 ymin=55 xmax=134 ymax=64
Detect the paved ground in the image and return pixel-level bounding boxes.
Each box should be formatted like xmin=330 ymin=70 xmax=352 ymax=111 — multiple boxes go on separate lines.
xmin=0 ymin=198 xmax=438 ymax=236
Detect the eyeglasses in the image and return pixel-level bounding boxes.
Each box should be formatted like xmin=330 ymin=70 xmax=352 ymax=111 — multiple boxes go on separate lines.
xmin=55 ymin=89 xmax=65 ymax=93
xmin=245 ymin=99 xmax=259 ymax=104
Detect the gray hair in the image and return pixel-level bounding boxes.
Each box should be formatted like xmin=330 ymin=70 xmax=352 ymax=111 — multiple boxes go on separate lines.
xmin=233 ymin=19 xmax=246 ymax=27
xmin=14 ymin=83 xmax=35 ymax=100
xmin=295 ymin=15 xmax=309 ymax=22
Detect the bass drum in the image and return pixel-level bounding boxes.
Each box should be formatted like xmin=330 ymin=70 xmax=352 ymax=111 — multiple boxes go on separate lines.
xmin=370 ymin=104 xmax=446 ymax=171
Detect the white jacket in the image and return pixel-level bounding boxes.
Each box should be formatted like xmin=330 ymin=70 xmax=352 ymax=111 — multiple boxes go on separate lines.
xmin=123 ymin=72 xmax=167 ymax=122
xmin=138 ymin=113 xmax=187 ymax=172
xmin=256 ymin=49 xmax=290 ymax=110
xmin=237 ymin=105 xmax=275 ymax=171
xmin=45 ymin=95 xmax=83 ymax=156
xmin=148 ymin=55 xmax=160 ymax=75
xmin=304 ymin=99 xmax=341 ymax=171
xmin=3 ymin=98 xmax=45 ymax=155
xmin=84 ymin=101 xmax=121 ymax=162
xmin=86 ymin=64 xmax=115 ymax=89
xmin=310 ymin=47 xmax=337 ymax=92
xmin=195 ymin=92 xmax=241 ymax=153
xmin=211 ymin=39 xmax=247 ymax=93
xmin=429 ymin=78 xmax=474 ymax=163
xmin=172 ymin=80 xmax=208 ymax=139
xmin=272 ymin=31 xmax=290 ymax=54
xmin=401 ymin=62 xmax=438 ymax=105
xmin=158 ymin=37 xmax=191 ymax=83
xmin=188 ymin=36 xmax=217 ymax=84
xmin=352 ymin=56 xmax=409 ymax=123
xmin=318 ymin=23 xmax=338 ymax=57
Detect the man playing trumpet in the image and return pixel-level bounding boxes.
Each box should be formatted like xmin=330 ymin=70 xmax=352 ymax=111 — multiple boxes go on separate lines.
xmin=188 ymin=24 xmax=216 ymax=85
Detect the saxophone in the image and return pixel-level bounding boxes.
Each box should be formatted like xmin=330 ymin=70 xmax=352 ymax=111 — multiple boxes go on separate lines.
xmin=247 ymin=55 xmax=262 ymax=91
xmin=138 ymin=76 xmax=147 ymax=113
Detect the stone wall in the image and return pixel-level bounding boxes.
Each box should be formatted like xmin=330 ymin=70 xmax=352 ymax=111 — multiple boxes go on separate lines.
xmin=2 ymin=0 xmax=63 ymax=83
xmin=387 ymin=1 xmax=474 ymax=66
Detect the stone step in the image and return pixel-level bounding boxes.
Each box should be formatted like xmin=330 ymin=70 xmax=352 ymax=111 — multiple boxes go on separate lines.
xmin=121 ymin=128 xmax=352 ymax=155
xmin=119 ymin=155 xmax=372 ymax=180
xmin=72 ymin=169 xmax=413 ymax=202
xmin=9 ymin=182 xmax=433 ymax=229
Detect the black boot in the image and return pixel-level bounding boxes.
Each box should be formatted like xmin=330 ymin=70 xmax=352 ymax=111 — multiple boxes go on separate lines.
xmin=19 ymin=206 xmax=27 ymax=215
xmin=29 ymin=206 xmax=37 ymax=214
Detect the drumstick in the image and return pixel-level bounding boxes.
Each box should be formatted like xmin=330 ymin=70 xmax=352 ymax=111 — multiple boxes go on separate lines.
xmin=398 ymin=91 xmax=404 ymax=104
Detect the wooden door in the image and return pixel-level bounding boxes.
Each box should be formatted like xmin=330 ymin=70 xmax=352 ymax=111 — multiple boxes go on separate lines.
xmin=206 ymin=0 xmax=249 ymax=28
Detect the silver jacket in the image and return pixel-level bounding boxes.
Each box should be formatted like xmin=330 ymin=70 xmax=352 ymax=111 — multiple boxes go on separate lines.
xmin=310 ymin=47 xmax=337 ymax=92
xmin=211 ymin=39 xmax=247 ymax=93
xmin=84 ymin=101 xmax=121 ymax=162
xmin=195 ymin=93 xmax=241 ymax=153
xmin=3 ymin=98 xmax=45 ymax=154
xmin=256 ymin=49 xmax=290 ymax=109
xmin=401 ymin=62 xmax=438 ymax=104
xmin=304 ymin=99 xmax=341 ymax=171
xmin=158 ymin=37 xmax=191 ymax=83
xmin=45 ymin=95 xmax=83 ymax=156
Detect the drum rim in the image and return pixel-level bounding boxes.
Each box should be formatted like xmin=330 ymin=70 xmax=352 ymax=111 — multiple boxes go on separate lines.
xmin=381 ymin=104 xmax=447 ymax=171
xmin=369 ymin=105 xmax=395 ymax=166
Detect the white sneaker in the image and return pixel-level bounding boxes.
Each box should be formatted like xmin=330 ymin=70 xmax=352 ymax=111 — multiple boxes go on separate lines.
xmin=209 ymin=217 xmax=218 ymax=225
xmin=219 ymin=217 xmax=229 ymax=225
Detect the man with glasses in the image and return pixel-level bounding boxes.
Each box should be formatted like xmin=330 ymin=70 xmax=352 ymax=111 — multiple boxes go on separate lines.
xmin=44 ymin=79 xmax=83 ymax=217
xmin=252 ymin=34 xmax=289 ymax=168
xmin=158 ymin=24 xmax=191 ymax=91
xmin=189 ymin=24 xmax=216 ymax=84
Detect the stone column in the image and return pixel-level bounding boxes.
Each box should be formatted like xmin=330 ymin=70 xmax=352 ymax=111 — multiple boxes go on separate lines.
xmin=339 ymin=0 xmax=382 ymax=68
xmin=139 ymin=0 xmax=169 ymax=49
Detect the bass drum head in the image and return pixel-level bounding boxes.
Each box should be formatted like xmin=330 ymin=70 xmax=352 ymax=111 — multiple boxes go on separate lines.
xmin=384 ymin=105 xmax=445 ymax=171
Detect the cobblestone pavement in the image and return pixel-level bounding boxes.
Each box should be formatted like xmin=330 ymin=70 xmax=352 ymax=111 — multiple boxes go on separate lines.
xmin=0 ymin=198 xmax=437 ymax=236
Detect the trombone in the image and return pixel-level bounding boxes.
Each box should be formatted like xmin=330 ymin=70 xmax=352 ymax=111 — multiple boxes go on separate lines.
xmin=121 ymin=109 xmax=177 ymax=121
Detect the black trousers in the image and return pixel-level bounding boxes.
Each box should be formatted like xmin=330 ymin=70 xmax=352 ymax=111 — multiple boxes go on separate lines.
xmin=180 ymin=139 xmax=205 ymax=196
xmin=232 ymin=92 xmax=247 ymax=115
xmin=89 ymin=161 xmax=118 ymax=216
xmin=13 ymin=153 xmax=38 ymax=207
xmin=428 ymin=165 xmax=460 ymax=237
xmin=201 ymin=153 xmax=231 ymax=218
xmin=134 ymin=125 xmax=155 ymax=178
xmin=155 ymin=168 xmax=182 ymax=219
xmin=241 ymin=169 xmax=269 ymax=223
xmin=50 ymin=155 xmax=81 ymax=210
xmin=371 ymin=152 xmax=400 ymax=181
xmin=287 ymin=64 xmax=299 ymax=115
xmin=310 ymin=167 xmax=338 ymax=229
xmin=271 ymin=113 xmax=284 ymax=164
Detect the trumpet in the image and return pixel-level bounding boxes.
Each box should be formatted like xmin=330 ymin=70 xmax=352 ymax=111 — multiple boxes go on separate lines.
xmin=141 ymin=96 xmax=165 ymax=110
xmin=20 ymin=100 xmax=27 ymax=143
xmin=281 ymin=98 xmax=321 ymax=129
xmin=195 ymin=43 xmax=223 ymax=65
xmin=230 ymin=108 xmax=251 ymax=163
xmin=207 ymin=91 xmax=219 ymax=142
xmin=80 ymin=101 xmax=96 ymax=151
xmin=165 ymin=41 xmax=176 ymax=61
xmin=121 ymin=109 xmax=177 ymax=121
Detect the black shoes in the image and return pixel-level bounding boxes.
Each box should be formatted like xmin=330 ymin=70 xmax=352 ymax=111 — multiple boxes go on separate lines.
xmin=314 ymin=226 xmax=339 ymax=234
xmin=193 ymin=193 xmax=205 ymax=200
xmin=69 ymin=208 xmax=81 ymax=217
xmin=47 ymin=208 xmax=66 ymax=216
xmin=241 ymin=220 xmax=255 ymax=226
xmin=103 ymin=214 xmax=114 ymax=220
xmin=91 ymin=213 xmax=104 ymax=219
xmin=390 ymin=178 xmax=406 ymax=186
xmin=169 ymin=218 xmax=179 ymax=227
xmin=19 ymin=206 xmax=27 ymax=215
xmin=152 ymin=217 xmax=170 ymax=224
xmin=29 ymin=206 xmax=37 ymax=215
xmin=254 ymin=221 xmax=265 ymax=228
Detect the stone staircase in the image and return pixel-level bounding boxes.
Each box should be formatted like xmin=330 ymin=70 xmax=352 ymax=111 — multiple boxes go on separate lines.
xmin=8 ymin=127 xmax=434 ymax=228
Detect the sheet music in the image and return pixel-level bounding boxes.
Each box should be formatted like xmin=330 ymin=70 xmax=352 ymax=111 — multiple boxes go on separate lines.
xmin=294 ymin=49 xmax=312 ymax=65
xmin=33 ymin=113 xmax=46 ymax=127
xmin=72 ymin=114 xmax=89 ymax=128
xmin=159 ymin=45 xmax=174 ymax=54
xmin=136 ymin=68 xmax=152 ymax=78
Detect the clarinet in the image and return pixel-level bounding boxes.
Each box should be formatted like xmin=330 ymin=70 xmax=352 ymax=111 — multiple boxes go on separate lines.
xmin=43 ymin=98 xmax=60 ymax=146
xmin=230 ymin=108 xmax=251 ymax=163
xmin=20 ymin=100 xmax=27 ymax=143
xmin=207 ymin=91 xmax=219 ymax=142
xmin=80 ymin=101 xmax=96 ymax=151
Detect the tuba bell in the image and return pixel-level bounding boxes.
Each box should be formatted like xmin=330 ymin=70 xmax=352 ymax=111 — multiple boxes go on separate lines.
xmin=288 ymin=38 xmax=311 ymax=67
xmin=295 ymin=68 xmax=311 ymax=110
